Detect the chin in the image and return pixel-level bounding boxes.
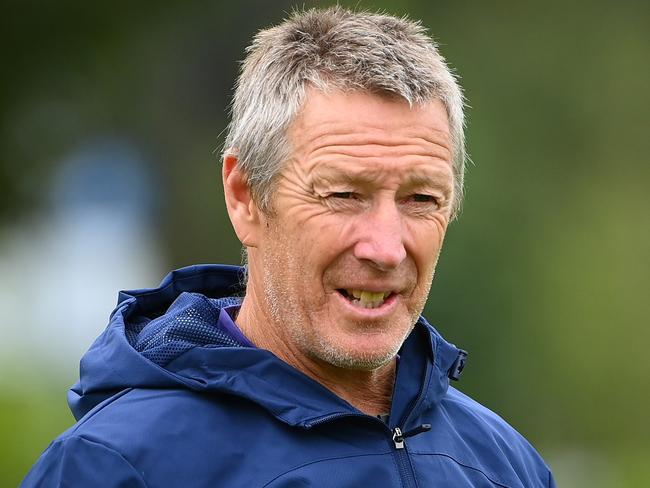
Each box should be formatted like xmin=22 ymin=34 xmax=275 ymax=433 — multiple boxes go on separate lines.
xmin=312 ymin=338 xmax=400 ymax=371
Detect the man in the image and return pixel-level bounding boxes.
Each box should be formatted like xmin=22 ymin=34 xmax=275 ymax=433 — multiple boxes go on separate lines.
xmin=23 ymin=7 xmax=555 ymax=487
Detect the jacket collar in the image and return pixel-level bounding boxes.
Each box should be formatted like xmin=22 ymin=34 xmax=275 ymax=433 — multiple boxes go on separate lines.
xmin=70 ymin=264 xmax=465 ymax=429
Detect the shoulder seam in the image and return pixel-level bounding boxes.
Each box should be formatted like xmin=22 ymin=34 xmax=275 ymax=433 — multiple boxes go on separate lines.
xmin=409 ymin=452 xmax=512 ymax=488
xmin=261 ymin=451 xmax=394 ymax=487
xmin=66 ymin=388 xmax=133 ymax=435
xmin=54 ymin=435 xmax=149 ymax=487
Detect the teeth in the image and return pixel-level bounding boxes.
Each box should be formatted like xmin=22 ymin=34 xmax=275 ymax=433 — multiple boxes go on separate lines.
xmin=345 ymin=289 xmax=392 ymax=309
xmin=360 ymin=291 xmax=383 ymax=302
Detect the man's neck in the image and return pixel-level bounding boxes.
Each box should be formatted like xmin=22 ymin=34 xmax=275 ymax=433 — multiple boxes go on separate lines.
xmin=236 ymin=294 xmax=396 ymax=417
xmin=297 ymin=358 xmax=396 ymax=417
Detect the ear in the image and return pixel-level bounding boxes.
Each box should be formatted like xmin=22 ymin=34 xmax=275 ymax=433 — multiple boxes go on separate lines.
xmin=222 ymin=154 xmax=261 ymax=247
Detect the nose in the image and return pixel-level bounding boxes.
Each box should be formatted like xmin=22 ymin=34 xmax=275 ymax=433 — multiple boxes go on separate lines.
xmin=353 ymin=200 xmax=407 ymax=271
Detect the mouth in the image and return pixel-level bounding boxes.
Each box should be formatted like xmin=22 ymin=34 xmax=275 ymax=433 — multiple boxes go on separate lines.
xmin=336 ymin=289 xmax=394 ymax=309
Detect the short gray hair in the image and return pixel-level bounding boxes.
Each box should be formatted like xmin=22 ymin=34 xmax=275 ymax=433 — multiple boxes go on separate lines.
xmin=223 ymin=6 xmax=466 ymax=217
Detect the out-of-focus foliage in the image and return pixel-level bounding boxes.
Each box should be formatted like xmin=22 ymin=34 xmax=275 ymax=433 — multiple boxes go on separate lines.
xmin=1 ymin=1 xmax=648 ymax=486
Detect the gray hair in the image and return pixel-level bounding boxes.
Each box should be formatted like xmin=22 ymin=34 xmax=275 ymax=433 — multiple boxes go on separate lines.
xmin=223 ymin=6 xmax=466 ymax=217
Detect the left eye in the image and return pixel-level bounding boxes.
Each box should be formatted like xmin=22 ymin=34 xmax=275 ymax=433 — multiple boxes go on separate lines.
xmin=412 ymin=194 xmax=436 ymax=203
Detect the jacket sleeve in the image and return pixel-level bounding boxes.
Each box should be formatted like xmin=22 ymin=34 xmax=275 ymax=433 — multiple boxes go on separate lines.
xmin=21 ymin=436 xmax=147 ymax=488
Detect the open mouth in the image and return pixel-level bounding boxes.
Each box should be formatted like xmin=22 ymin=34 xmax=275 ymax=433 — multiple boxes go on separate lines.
xmin=337 ymin=289 xmax=394 ymax=309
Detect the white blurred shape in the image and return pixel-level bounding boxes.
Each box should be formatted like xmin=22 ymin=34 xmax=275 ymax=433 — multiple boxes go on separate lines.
xmin=0 ymin=138 xmax=164 ymax=379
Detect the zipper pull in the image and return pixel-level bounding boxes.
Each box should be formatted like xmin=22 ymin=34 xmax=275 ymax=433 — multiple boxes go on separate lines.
xmin=392 ymin=424 xmax=432 ymax=449
xmin=402 ymin=423 xmax=431 ymax=438
xmin=392 ymin=427 xmax=405 ymax=449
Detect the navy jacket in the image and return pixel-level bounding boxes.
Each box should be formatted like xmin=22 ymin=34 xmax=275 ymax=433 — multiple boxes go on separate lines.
xmin=22 ymin=264 xmax=555 ymax=487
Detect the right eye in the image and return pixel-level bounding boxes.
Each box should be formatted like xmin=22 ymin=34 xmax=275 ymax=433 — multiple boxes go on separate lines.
xmin=330 ymin=192 xmax=354 ymax=199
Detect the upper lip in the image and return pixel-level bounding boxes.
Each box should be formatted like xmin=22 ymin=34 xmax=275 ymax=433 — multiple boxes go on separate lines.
xmin=337 ymin=285 xmax=400 ymax=294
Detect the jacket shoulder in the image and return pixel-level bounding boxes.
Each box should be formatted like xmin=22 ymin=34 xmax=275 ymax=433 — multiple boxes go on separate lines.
xmin=422 ymin=386 xmax=554 ymax=487
xmin=21 ymin=435 xmax=147 ymax=488
xmin=443 ymin=386 xmax=535 ymax=441
xmin=30 ymin=386 xmax=272 ymax=487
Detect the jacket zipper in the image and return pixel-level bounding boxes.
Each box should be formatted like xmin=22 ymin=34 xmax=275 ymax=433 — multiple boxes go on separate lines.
xmin=388 ymin=355 xmax=434 ymax=487
xmin=307 ymin=416 xmax=428 ymax=487
xmin=305 ymin=363 xmax=433 ymax=488
xmin=390 ymin=424 xmax=431 ymax=488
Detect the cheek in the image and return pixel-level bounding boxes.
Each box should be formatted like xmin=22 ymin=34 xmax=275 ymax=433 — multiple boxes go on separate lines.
xmin=405 ymin=225 xmax=446 ymax=303
xmin=406 ymin=219 xmax=447 ymax=258
xmin=267 ymin=217 xmax=337 ymax=286
xmin=293 ymin=208 xmax=355 ymax=252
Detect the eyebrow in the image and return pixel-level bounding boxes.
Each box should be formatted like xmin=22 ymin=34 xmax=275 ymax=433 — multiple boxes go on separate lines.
xmin=403 ymin=172 xmax=453 ymax=191
xmin=315 ymin=169 xmax=377 ymax=186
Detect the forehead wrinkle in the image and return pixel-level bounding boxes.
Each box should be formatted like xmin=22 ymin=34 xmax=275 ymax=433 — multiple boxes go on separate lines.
xmin=304 ymin=127 xmax=450 ymax=153
xmin=295 ymin=136 xmax=453 ymax=175
xmin=290 ymin=120 xmax=452 ymax=156
xmin=309 ymin=145 xmax=452 ymax=164
xmin=300 ymin=119 xmax=450 ymax=139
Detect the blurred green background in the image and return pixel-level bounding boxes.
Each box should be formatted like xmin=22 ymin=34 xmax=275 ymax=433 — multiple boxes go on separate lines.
xmin=1 ymin=1 xmax=648 ymax=486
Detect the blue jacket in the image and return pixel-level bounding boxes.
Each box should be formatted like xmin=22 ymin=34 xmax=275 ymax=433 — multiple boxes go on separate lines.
xmin=22 ymin=264 xmax=555 ymax=487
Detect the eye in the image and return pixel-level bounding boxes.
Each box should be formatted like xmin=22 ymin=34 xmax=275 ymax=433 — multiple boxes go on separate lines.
xmin=322 ymin=191 xmax=365 ymax=211
xmin=402 ymin=193 xmax=444 ymax=214
xmin=330 ymin=192 xmax=355 ymax=199
xmin=412 ymin=194 xmax=437 ymax=204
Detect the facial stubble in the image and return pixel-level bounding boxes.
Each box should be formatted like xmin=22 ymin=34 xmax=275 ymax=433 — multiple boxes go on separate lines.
xmin=259 ymin=225 xmax=437 ymax=372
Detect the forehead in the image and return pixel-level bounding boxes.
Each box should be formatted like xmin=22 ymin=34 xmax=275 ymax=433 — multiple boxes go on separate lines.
xmin=289 ymin=89 xmax=450 ymax=142
xmin=284 ymin=89 xmax=453 ymax=183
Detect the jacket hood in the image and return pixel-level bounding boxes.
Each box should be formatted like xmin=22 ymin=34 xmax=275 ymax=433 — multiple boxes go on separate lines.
xmin=69 ymin=264 xmax=465 ymax=428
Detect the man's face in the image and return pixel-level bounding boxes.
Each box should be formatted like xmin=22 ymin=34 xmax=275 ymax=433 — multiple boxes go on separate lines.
xmin=249 ymin=89 xmax=454 ymax=371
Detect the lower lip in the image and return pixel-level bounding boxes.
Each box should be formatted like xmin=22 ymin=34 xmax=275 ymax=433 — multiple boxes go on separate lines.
xmin=334 ymin=291 xmax=399 ymax=318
